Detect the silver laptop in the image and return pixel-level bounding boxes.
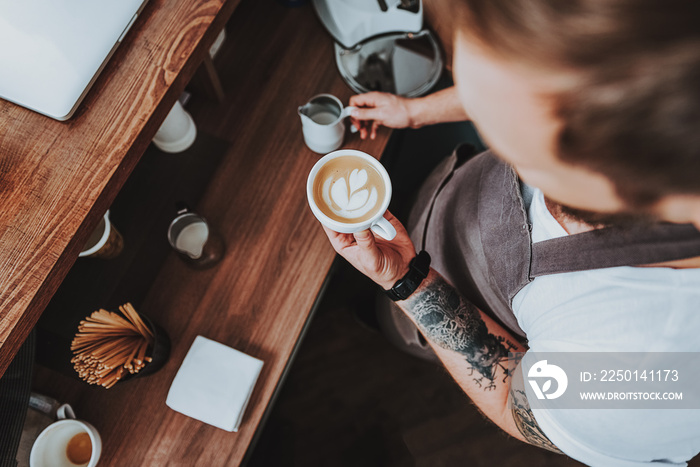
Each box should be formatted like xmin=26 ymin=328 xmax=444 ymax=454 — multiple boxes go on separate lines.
xmin=0 ymin=0 xmax=149 ymax=121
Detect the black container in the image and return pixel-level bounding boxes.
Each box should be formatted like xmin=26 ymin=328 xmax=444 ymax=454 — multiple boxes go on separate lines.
xmin=118 ymin=313 xmax=171 ymax=382
xmin=36 ymin=310 xmax=171 ymax=385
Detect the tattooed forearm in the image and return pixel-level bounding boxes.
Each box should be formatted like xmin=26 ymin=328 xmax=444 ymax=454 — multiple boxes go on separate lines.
xmin=404 ymin=276 xmax=518 ymax=389
xmin=510 ymin=389 xmax=562 ymax=454
xmin=400 ymin=274 xmax=558 ymax=452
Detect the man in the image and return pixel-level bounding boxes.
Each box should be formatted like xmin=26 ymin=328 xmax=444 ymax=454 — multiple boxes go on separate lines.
xmin=316 ymin=1 xmax=700 ymax=465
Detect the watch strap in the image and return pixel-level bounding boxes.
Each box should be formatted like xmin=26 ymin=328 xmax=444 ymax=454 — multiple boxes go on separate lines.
xmin=385 ymin=251 xmax=431 ymax=301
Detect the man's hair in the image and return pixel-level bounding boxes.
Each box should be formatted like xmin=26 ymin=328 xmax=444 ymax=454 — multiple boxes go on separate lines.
xmin=450 ymin=0 xmax=700 ymax=207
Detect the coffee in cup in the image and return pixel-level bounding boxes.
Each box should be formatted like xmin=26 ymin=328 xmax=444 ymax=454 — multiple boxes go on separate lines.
xmin=30 ymin=404 xmax=101 ymax=467
xmin=307 ymin=150 xmax=396 ymax=240
xmin=79 ymin=210 xmax=124 ymax=260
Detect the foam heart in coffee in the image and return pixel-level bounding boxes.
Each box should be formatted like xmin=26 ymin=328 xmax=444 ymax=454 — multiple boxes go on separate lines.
xmin=312 ymin=155 xmax=386 ymax=223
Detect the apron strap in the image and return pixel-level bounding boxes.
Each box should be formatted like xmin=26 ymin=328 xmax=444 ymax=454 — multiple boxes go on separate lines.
xmin=531 ymin=223 xmax=700 ymax=277
xmin=417 ymin=144 xmax=479 ymax=251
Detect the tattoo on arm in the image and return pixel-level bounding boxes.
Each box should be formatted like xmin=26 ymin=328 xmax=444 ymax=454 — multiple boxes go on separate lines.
xmin=405 ymin=277 xmax=518 ymax=391
xmin=510 ymin=388 xmax=562 ymax=454
xmin=405 ymin=276 xmax=560 ymax=453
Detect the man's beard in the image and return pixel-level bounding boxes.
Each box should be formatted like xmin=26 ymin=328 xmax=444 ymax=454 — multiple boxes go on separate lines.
xmin=544 ymin=197 xmax=658 ymax=229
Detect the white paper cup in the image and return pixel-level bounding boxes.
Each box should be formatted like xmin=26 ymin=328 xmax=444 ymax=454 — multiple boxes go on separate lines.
xmin=307 ymin=149 xmax=396 ymax=240
xmin=79 ymin=210 xmax=124 ymax=259
xmin=30 ymin=405 xmax=101 ymax=467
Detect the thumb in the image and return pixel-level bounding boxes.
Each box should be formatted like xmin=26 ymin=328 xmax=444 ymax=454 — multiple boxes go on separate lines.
xmin=353 ymin=229 xmax=379 ymax=254
xmin=351 ymin=107 xmax=382 ymax=122
xmin=350 ymin=92 xmax=383 ymax=107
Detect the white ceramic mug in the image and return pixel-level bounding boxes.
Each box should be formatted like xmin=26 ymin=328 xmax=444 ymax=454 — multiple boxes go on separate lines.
xmin=307 ymin=149 xmax=396 ymax=240
xmin=30 ymin=404 xmax=101 ymax=467
xmin=298 ymin=94 xmax=356 ymax=154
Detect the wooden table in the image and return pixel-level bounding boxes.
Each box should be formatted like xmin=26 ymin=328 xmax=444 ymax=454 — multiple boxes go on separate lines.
xmin=23 ymin=0 xmax=392 ymax=465
xmin=0 ymin=0 xmax=243 ymax=376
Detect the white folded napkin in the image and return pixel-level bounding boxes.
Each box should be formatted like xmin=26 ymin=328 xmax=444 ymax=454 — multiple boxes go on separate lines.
xmin=166 ymin=336 xmax=264 ymax=432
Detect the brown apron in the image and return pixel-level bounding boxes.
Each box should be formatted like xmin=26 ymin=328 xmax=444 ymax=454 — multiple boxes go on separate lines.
xmin=377 ymin=147 xmax=700 ymax=355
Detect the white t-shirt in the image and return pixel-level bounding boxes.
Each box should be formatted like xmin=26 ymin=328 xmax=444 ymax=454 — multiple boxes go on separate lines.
xmin=512 ymin=186 xmax=700 ymax=467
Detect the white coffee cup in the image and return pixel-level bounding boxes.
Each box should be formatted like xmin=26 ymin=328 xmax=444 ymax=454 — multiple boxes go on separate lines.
xmin=30 ymin=404 xmax=101 ymax=467
xmin=307 ymin=149 xmax=396 ymax=240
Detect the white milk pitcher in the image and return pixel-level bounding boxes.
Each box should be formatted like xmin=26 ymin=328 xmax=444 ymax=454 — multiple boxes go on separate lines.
xmin=298 ymin=94 xmax=356 ymax=154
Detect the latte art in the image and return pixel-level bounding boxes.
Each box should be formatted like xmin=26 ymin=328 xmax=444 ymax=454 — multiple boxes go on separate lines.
xmin=322 ymin=168 xmax=379 ymax=219
xmin=312 ymin=155 xmax=387 ymax=224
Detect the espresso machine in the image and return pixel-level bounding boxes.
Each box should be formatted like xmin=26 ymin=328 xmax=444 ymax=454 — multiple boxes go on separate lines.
xmin=312 ymin=0 xmax=443 ymax=97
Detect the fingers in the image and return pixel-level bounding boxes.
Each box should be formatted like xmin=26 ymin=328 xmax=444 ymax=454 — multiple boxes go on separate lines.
xmin=350 ymin=107 xmax=382 ymax=122
xmin=384 ymin=210 xmax=400 ymax=224
xmin=354 ymin=119 xmax=369 ymax=140
xmin=349 ymin=117 xmax=365 ymax=138
xmin=349 ymin=92 xmax=394 ymax=139
xmin=349 ymin=92 xmax=384 ymax=108
xmin=321 ymin=213 xmax=406 ymax=254
xmin=370 ymin=121 xmax=379 ymax=140
xmin=353 ymin=229 xmax=379 ymax=254
xmin=321 ymin=225 xmax=355 ymax=251
xmin=350 ymin=117 xmax=381 ymax=140
xmin=350 ymin=118 xmax=374 ymax=140
xmin=383 ymin=210 xmax=411 ymax=239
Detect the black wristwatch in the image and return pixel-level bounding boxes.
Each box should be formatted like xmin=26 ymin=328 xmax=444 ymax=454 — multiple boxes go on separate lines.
xmin=385 ymin=251 xmax=431 ymax=301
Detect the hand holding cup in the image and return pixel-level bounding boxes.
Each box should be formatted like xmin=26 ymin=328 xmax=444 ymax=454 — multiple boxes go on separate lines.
xmin=308 ymin=150 xmax=419 ymax=289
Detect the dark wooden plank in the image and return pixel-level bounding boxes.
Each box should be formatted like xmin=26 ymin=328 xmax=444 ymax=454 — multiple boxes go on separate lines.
xmin=190 ymin=56 xmax=227 ymax=103
xmin=0 ymin=0 xmax=243 ymax=376
xmin=34 ymin=132 xmax=229 ymax=377
xmin=33 ymin=0 xmax=392 ymax=465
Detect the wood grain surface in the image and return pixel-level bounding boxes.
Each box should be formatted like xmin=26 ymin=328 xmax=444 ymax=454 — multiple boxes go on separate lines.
xmin=0 ymin=0 xmax=242 ymax=376
xmin=33 ymin=0 xmax=392 ymax=465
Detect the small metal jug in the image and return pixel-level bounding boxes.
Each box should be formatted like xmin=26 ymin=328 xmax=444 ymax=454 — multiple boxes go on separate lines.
xmin=167 ymin=203 xmax=224 ymax=269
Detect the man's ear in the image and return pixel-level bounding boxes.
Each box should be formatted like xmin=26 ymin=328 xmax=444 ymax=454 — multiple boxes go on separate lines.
xmin=691 ymin=205 xmax=700 ymax=232
xmin=684 ymin=197 xmax=700 ymax=231
xmin=657 ymin=195 xmax=700 ymax=230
